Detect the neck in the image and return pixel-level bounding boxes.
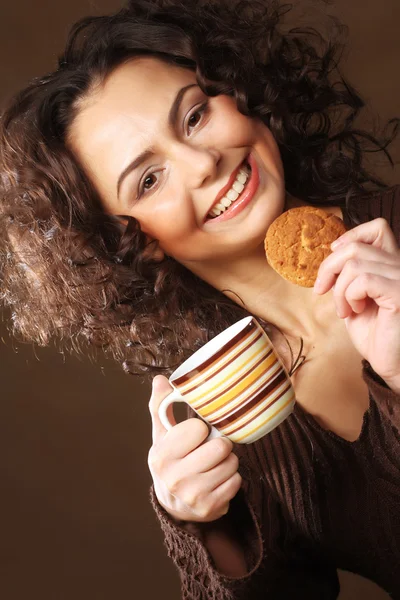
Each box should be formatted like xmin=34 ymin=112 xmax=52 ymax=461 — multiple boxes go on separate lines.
xmin=190 ymin=243 xmax=335 ymax=341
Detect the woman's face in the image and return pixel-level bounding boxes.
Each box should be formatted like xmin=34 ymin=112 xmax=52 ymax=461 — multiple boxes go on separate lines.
xmin=69 ymin=57 xmax=286 ymax=270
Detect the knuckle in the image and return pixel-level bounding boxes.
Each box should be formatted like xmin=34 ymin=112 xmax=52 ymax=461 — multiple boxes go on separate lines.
xmin=166 ymin=474 xmax=182 ymax=496
xmin=219 ymin=503 xmax=230 ymax=517
xmin=148 ymin=396 xmax=155 ymax=413
xmin=195 ymin=502 xmax=214 ymax=521
xmin=376 ymin=217 xmax=388 ymax=230
xmin=147 ymin=446 xmax=157 ymax=468
xmin=194 ymin=506 xmax=208 ymax=520
xmin=148 ymin=376 xmax=172 ymax=411
xmin=147 ymin=448 xmax=163 ymax=474
xmin=232 ymin=471 xmax=243 ymax=489
xmin=221 ymin=502 xmax=231 ymax=517
xmin=148 ymin=394 xmax=160 ymax=417
xmin=360 ymin=272 xmax=372 ymax=285
xmin=220 ymin=472 xmax=242 ymax=500
xmin=230 ymin=452 xmax=240 ymax=470
xmin=347 ymin=241 xmax=359 ymax=257
xmin=206 ymin=498 xmax=220 ymax=517
xmin=182 ymin=489 xmax=200 ymax=509
xmin=188 ymin=417 xmax=209 ymax=436
xmin=212 ymin=437 xmax=231 ymax=457
xmin=347 ymin=258 xmax=359 ymax=270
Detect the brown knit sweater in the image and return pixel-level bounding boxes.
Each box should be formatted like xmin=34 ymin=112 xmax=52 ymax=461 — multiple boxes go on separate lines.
xmin=150 ymin=185 xmax=400 ymax=600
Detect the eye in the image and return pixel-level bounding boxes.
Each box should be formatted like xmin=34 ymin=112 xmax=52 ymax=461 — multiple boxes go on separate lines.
xmin=143 ymin=173 xmax=157 ymax=190
xmin=135 ymin=100 xmax=210 ymax=199
xmin=186 ymin=101 xmax=209 ymax=134
xmin=138 ymin=170 xmax=161 ymax=198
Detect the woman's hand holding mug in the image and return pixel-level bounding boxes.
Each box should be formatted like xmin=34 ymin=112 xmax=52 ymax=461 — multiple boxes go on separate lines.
xmin=148 ymin=375 xmax=243 ymax=523
xmin=148 ymin=317 xmax=296 ymax=522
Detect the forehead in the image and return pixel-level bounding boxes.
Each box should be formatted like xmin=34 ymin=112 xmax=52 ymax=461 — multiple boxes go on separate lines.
xmin=69 ymin=57 xmax=197 ymax=198
xmin=72 ymin=57 xmax=197 ymax=142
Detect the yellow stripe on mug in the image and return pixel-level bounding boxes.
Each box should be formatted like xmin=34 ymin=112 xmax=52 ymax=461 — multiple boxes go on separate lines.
xmin=158 ymin=317 xmax=296 ymax=444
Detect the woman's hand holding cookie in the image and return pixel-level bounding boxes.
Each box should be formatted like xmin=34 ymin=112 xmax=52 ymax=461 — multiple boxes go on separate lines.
xmin=314 ymin=218 xmax=400 ymax=393
xmin=148 ymin=375 xmax=243 ymax=523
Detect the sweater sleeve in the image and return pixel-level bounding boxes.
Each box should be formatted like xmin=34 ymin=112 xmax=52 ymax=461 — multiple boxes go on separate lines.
xmin=362 ymin=360 xmax=400 ymax=435
xmin=150 ymin=468 xmax=339 ymax=600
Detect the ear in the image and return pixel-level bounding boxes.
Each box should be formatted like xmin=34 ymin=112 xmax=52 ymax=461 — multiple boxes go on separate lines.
xmin=143 ymin=236 xmax=166 ymax=262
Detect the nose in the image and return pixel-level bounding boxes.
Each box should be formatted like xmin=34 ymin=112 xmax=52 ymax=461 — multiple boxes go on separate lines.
xmin=173 ymin=144 xmax=221 ymax=189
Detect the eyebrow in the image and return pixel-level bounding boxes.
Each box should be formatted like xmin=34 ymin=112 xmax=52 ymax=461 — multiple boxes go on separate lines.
xmin=116 ymin=83 xmax=198 ymax=198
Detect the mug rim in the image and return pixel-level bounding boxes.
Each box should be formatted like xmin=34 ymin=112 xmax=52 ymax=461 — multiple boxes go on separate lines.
xmin=170 ymin=316 xmax=257 ymax=384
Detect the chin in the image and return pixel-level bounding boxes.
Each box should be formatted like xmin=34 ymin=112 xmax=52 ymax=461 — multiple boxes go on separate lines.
xmin=250 ymin=200 xmax=284 ymax=238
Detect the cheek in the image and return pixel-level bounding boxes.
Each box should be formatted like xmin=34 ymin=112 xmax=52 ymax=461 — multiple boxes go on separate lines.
xmin=212 ymin=97 xmax=256 ymax=144
xmin=134 ymin=193 xmax=194 ymax=244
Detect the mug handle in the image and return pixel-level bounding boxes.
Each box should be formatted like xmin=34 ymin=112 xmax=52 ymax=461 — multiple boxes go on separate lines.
xmin=158 ymin=389 xmax=222 ymax=441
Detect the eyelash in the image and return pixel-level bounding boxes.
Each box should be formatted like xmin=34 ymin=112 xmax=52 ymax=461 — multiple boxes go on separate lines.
xmin=137 ymin=101 xmax=210 ymax=198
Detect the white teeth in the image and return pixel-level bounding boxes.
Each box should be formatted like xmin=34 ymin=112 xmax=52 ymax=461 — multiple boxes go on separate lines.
xmin=232 ymin=181 xmax=244 ymax=194
xmin=227 ymin=189 xmax=239 ymax=201
xmin=207 ymin=162 xmax=251 ymax=219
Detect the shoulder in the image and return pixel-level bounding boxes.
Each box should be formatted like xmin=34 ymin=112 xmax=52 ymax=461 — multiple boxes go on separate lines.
xmin=344 ymin=184 xmax=400 ymax=240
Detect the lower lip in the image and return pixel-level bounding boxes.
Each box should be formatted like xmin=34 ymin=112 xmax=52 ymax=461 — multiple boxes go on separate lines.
xmin=205 ymin=154 xmax=260 ymax=224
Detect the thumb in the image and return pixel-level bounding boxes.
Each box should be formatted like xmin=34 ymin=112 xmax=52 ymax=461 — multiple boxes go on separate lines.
xmin=148 ymin=375 xmax=177 ymax=443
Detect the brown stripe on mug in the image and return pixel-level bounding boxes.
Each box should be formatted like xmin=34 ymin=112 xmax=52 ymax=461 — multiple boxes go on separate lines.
xmin=225 ymin=382 xmax=292 ymax=436
xmin=182 ymin=331 xmax=264 ymax=397
xmin=195 ymin=347 xmax=273 ymax=411
xmin=212 ymin=369 xmax=288 ymax=429
xmin=202 ymin=356 xmax=280 ymax=420
xmin=158 ymin=317 xmax=296 ymax=445
xmin=172 ymin=320 xmax=259 ymax=386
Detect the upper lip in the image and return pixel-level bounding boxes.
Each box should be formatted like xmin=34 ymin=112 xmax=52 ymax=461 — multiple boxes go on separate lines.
xmin=206 ymin=158 xmax=247 ymax=218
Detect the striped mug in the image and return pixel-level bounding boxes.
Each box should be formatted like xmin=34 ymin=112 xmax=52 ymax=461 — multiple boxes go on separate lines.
xmin=158 ymin=316 xmax=295 ymax=444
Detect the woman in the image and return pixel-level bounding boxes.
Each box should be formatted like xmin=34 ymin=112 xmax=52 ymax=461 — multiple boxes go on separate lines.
xmin=0 ymin=0 xmax=399 ymax=598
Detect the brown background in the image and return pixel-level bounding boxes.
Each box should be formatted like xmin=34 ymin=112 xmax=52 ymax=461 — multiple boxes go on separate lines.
xmin=0 ymin=1 xmax=398 ymax=598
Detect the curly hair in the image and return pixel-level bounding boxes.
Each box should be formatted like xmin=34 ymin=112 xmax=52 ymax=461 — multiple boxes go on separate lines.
xmin=0 ymin=0 xmax=398 ymax=379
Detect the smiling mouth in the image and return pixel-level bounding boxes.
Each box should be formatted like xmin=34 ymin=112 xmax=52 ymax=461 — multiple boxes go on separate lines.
xmin=207 ymin=160 xmax=252 ymax=220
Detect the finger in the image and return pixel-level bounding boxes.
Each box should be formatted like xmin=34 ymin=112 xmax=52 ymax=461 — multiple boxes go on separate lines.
xmin=182 ymin=452 xmax=239 ymax=501
xmin=315 ymin=241 xmax=397 ymax=294
xmin=333 ymin=259 xmax=400 ymax=318
xmin=211 ymin=471 xmax=243 ymax=504
xmin=192 ymin=459 xmax=242 ymax=513
xmin=201 ymin=452 xmax=240 ymax=490
xmin=182 ymin=471 xmax=242 ymax=520
xmin=331 ymin=218 xmax=399 ymax=254
xmin=162 ymin=417 xmax=210 ymax=460
xmin=148 ymin=375 xmax=176 ymax=443
xmin=182 ymin=436 xmax=234 ymax=474
xmin=344 ymin=272 xmax=400 ymax=312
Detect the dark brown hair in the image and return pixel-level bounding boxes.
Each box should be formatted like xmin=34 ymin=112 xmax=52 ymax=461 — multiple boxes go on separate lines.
xmin=0 ymin=0 xmax=398 ymax=379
